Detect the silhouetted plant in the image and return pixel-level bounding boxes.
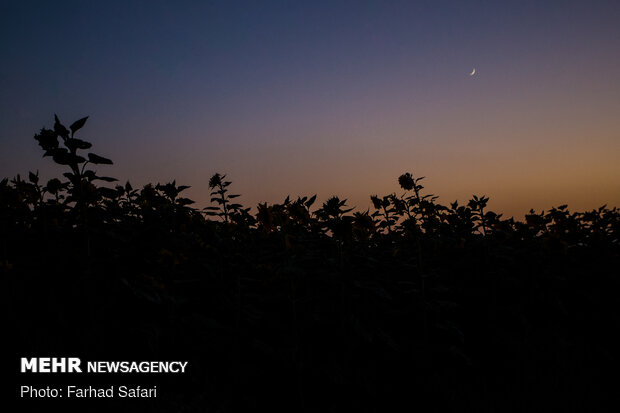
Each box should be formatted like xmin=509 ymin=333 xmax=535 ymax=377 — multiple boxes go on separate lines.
xmin=352 ymin=210 xmax=375 ymax=242
xmin=468 ymin=194 xmax=491 ymax=234
xmin=4 ymin=114 xmax=620 ymax=413
xmin=316 ymin=196 xmax=354 ymax=243
xmin=371 ymin=194 xmax=396 ymax=233
xmin=34 ymin=115 xmax=116 ymax=210
xmin=204 ymin=173 xmax=247 ymax=223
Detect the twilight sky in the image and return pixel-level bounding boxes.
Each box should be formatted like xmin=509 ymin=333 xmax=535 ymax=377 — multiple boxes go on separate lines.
xmin=1 ymin=0 xmax=619 ymax=218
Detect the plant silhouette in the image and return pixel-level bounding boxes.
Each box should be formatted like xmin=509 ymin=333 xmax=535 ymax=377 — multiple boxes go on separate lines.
xmin=4 ymin=115 xmax=620 ymax=413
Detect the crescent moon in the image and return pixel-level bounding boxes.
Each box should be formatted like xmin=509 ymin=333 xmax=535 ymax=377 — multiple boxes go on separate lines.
xmin=470 ymin=68 xmax=476 ymax=76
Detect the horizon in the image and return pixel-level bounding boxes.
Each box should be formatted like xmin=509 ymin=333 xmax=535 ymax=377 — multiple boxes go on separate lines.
xmin=2 ymin=0 xmax=619 ymax=219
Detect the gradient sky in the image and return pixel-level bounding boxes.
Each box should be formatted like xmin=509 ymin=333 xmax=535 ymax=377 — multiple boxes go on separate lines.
xmin=1 ymin=0 xmax=619 ymax=218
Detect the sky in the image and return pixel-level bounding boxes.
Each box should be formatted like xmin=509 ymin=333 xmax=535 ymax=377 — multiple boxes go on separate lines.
xmin=1 ymin=0 xmax=619 ymax=219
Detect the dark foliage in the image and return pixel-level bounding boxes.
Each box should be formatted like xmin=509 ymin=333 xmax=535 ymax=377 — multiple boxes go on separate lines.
xmin=5 ymin=116 xmax=620 ymax=412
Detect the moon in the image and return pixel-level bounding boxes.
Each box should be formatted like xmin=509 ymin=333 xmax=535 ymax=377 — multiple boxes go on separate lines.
xmin=470 ymin=68 xmax=476 ymax=76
